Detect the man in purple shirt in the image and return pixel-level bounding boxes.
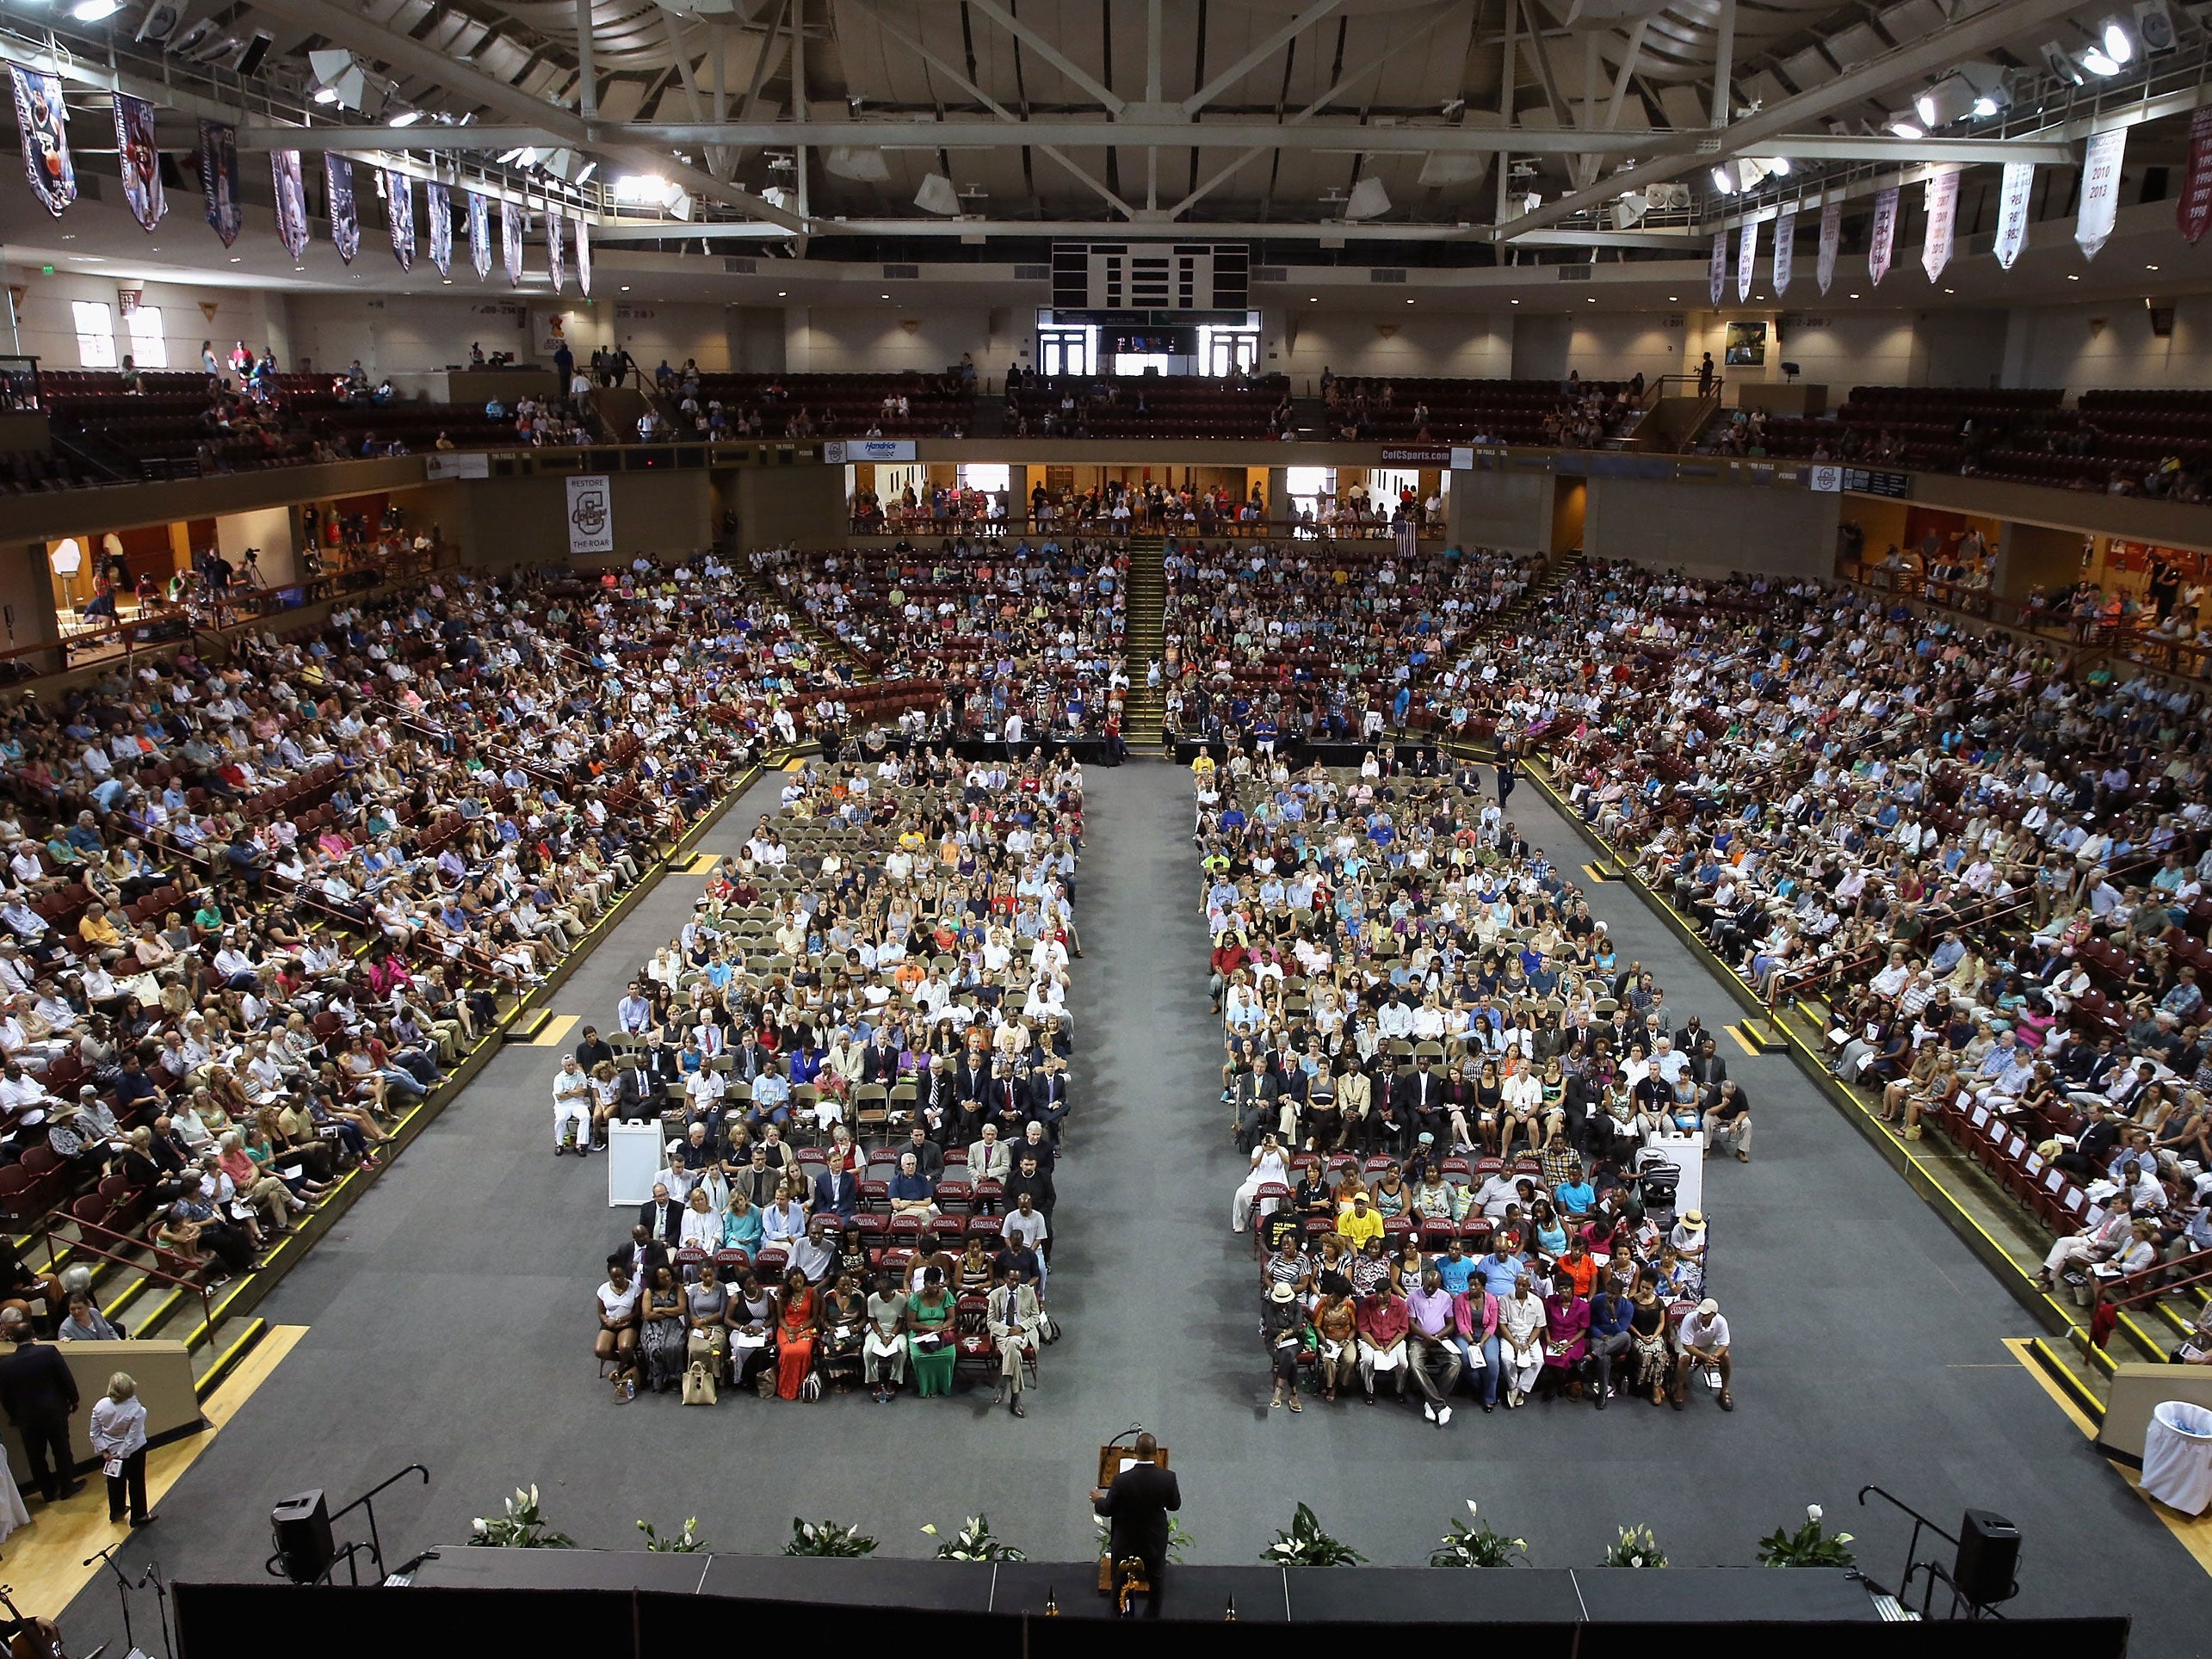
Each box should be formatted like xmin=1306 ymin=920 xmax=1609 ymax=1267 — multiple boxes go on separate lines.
xmin=1406 ymin=1265 xmax=1460 ymax=1427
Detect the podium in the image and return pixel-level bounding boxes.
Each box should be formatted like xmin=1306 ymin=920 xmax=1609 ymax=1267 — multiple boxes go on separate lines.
xmin=1094 ymin=1440 xmax=1169 ymax=1602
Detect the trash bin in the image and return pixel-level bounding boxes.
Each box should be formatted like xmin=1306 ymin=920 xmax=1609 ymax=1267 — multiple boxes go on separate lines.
xmin=2141 ymin=1400 xmax=2212 ymax=1516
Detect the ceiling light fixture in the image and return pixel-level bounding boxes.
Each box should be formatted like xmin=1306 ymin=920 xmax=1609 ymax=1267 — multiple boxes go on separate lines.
xmin=1886 ymin=116 xmax=1925 ymax=139
xmin=387 ymin=108 xmax=422 ymax=127
xmin=1710 ymin=166 xmax=1736 ymax=195
xmin=2147 ymin=262 xmax=2161 ymax=270
xmin=2102 ymin=16 xmax=2136 ymax=61
xmin=2068 ymin=273 xmax=2080 ymax=280
xmin=2079 ymin=45 xmax=2121 ymax=75
xmin=69 ymin=0 xmax=120 ymax=20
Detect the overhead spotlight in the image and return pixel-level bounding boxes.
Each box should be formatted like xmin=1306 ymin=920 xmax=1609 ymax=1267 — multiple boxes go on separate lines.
xmin=1614 ymin=191 xmax=1647 ymax=227
xmin=2042 ymin=40 xmax=2088 ymax=82
xmin=2101 ymin=15 xmax=2137 ymax=61
xmin=387 ymin=108 xmax=422 ymax=126
xmin=824 ymin=145 xmax=890 ymax=182
xmin=133 ymin=1 xmax=180 ymax=41
xmin=574 ymin=161 xmax=596 ymax=185
xmin=1710 ymin=166 xmax=1737 ymax=194
xmin=1765 ymin=156 xmax=1792 ymax=176
xmin=69 ymin=0 xmax=120 ymax=21
xmin=1344 ymin=176 xmax=1392 ymax=219
xmin=763 ymin=187 xmax=795 ymax=211
xmin=1972 ymin=96 xmax=1999 ymax=116
xmin=1916 ymin=75 xmax=1978 ymax=126
xmin=2135 ymin=0 xmax=2178 ymax=52
xmin=1886 ymin=115 xmax=1925 ymax=139
xmin=2079 ymin=44 xmax=2121 ymax=74
xmin=307 ymin=48 xmax=368 ymax=109
xmin=613 ymin=173 xmax=667 ymax=201
xmin=914 ymin=172 xmax=960 ymax=214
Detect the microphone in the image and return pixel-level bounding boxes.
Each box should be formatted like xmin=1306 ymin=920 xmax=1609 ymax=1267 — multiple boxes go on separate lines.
xmin=83 ymin=1539 xmax=121 ymax=1567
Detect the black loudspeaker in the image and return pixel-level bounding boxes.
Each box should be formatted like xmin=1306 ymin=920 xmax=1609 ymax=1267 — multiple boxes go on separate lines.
xmin=271 ymin=1489 xmax=335 ymax=1584
xmin=1953 ymin=1509 xmax=2020 ymax=1607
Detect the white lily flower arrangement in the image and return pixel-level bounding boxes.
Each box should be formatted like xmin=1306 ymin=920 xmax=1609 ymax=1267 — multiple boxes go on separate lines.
xmin=468 ymin=1484 xmax=573 ymax=1549
xmin=784 ymin=1517 xmax=880 ymax=1557
xmin=1430 ymin=1499 xmax=1529 ymax=1568
xmin=1758 ymin=1502 xmax=1857 ymax=1568
xmin=924 ymin=1514 xmax=1027 ymax=1561
xmin=1599 ymin=1523 xmax=1666 ymax=1569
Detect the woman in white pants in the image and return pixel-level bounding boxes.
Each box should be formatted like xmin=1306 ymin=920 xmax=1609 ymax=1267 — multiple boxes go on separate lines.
xmin=1496 ymin=1274 xmax=1549 ymax=1409
xmin=1233 ymin=1133 xmax=1291 ymax=1232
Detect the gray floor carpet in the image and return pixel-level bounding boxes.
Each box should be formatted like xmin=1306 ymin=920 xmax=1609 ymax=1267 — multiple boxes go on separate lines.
xmin=52 ymin=762 xmax=2205 ymax=1649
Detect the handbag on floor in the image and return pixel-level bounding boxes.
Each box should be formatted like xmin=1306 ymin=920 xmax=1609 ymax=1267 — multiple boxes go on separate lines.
xmin=681 ymin=1360 xmax=718 ymax=1405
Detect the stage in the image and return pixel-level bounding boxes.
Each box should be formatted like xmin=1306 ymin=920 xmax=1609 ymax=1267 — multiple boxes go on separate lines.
xmin=171 ymin=1550 xmax=2130 ymax=1656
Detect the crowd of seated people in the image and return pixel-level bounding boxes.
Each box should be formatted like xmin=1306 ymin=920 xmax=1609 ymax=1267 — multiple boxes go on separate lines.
xmin=1190 ymin=743 xmax=1735 ymax=1420
xmin=587 ymin=746 xmax=1082 ymax=1415
xmin=1483 ymin=560 xmax=2212 ymax=1302
xmin=753 ymin=540 xmax=1129 ymax=745
xmin=1319 ymin=371 xmax=1640 ymax=449
xmin=0 ymin=550 xmax=943 ymax=1327
xmin=1160 ymin=541 xmax=1540 ymax=747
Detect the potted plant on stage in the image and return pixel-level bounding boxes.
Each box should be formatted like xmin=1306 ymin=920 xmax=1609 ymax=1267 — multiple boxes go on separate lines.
xmin=1430 ymin=1500 xmax=1529 ymax=1567
xmin=923 ymin=1514 xmax=1027 ymax=1561
xmin=1757 ymin=1505 xmax=1857 ymax=1569
xmin=1599 ymin=1524 xmax=1666 ymax=1569
xmin=469 ymin=1485 xmax=573 ymax=1549
xmin=1263 ymin=1503 xmax=1366 ymax=1567
xmin=784 ymin=1518 xmax=880 ymax=1557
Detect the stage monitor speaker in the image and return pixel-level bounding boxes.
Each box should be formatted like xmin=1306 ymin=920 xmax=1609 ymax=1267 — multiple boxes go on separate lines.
xmin=1954 ymin=1509 xmax=2019 ymax=1607
xmin=272 ymin=1489 xmax=336 ymax=1584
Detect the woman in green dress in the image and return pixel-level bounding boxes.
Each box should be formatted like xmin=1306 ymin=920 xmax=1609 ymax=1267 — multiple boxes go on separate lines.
xmin=905 ymin=1264 xmax=958 ymax=1397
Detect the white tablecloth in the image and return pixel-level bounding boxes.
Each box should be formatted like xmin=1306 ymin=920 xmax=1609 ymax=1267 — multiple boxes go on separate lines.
xmin=2143 ymin=1399 xmax=2212 ymax=1516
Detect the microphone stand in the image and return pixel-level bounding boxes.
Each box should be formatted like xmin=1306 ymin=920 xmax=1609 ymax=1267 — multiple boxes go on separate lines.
xmin=77 ymin=1543 xmax=174 ymax=1659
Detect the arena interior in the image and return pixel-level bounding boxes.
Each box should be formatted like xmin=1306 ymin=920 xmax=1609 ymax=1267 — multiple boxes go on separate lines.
xmin=0 ymin=0 xmax=2208 ymax=1644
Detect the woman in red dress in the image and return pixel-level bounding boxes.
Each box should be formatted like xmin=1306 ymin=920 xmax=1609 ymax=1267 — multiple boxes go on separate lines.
xmin=774 ymin=1266 xmax=820 ymax=1399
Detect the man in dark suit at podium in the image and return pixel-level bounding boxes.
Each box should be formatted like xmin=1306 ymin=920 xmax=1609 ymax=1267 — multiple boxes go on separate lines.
xmin=1091 ymin=1432 xmax=1179 ymax=1617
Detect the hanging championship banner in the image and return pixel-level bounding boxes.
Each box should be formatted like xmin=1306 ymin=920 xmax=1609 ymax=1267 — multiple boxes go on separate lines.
xmin=2182 ymin=108 xmax=2212 ymax=244
xmin=565 ymin=474 xmax=614 ymax=555
xmin=1815 ymin=195 xmax=1842 ymax=295
xmin=1921 ymin=168 xmax=1959 ymax=282
xmin=112 ymin=93 xmax=164 ymax=231
xmin=1995 ymin=161 xmax=2035 ymax=269
xmin=1772 ymin=204 xmax=1797 ymax=297
xmin=574 ymin=213 xmax=591 ymax=298
xmin=425 ymin=181 xmax=453 ymax=276
xmin=2077 ymin=127 xmax=2127 ymax=260
xmin=9 ymin=66 xmax=74 ymax=218
xmin=199 ymin=120 xmax=241 ymax=246
xmin=326 ymin=153 xmax=360 ymax=263
xmin=500 ymin=196 xmax=524 ymax=287
xmin=1708 ymin=230 xmax=1727 ymax=306
xmin=467 ymin=190 xmax=491 ymax=279
xmin=385 ymin=169 xmax=415 ymax=272
xmin=547 ymin=207 xmax=566 ymax=294
xmin=1868 ymin=185 xmax=1900 ymax=286
xmin=1736 ymin=218 xmax=1758 ymax=303
xmin=271 ymin=149 xmax=309 ymax=264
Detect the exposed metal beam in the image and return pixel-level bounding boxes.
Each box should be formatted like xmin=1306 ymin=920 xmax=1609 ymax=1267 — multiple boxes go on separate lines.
xmin=962 ymin=0 xmax=1127 ymax=116
xmin=850 ymin=0 xmax=1138 ymax=218
xmin=1180 ymin=0 xmax=1344 ymax=117
xmin=1488 ymin=0 xmax=2096 ymax=243
xmin=1162 ymin=5 xmax=1468 ymax=218
xmin=1603 ymin=18 xmax=1648 ymax=131
xmin=238 ymin=0 xmax=810 ymax=230
xmin=588 ymin=216 xmax=1479 ymax=241
xmin=1708 ymin=0 xmax=1734 ymax=128
xmin=575 ymin=0 xmax=597 ymax=121
xmin=201 ymin=120 xmax=2075 ymax=165
xmin=209 ymin=117 xmax=1659 ymax=153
